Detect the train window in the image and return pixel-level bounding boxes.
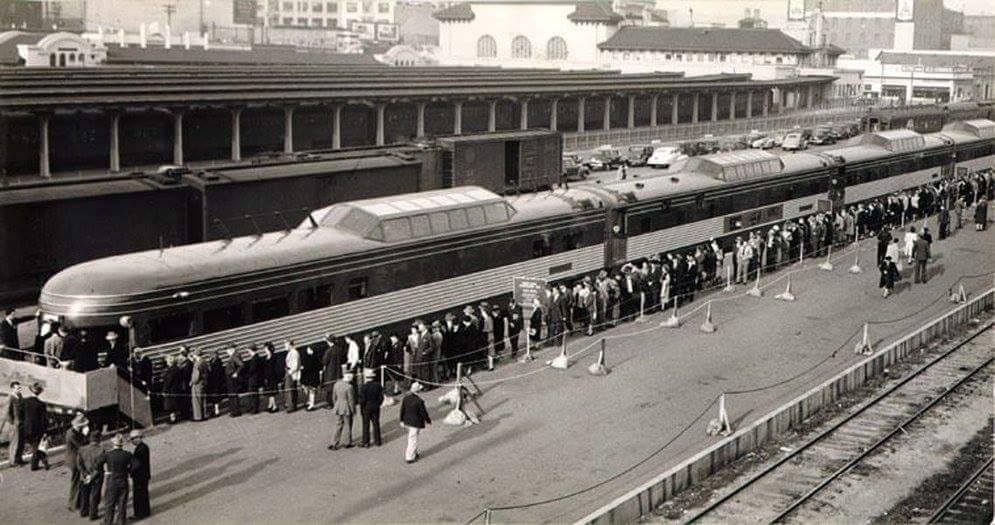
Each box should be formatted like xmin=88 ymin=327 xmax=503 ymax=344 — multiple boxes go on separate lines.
xmin=347 ymin=277 xmax=368 ymax=300
xmin=448 ymin=209 xmax=469 ymax=230
xmin=299 ymin=284 xmax=333 ymax=310
xmin=383 ymin=218 xmax=412 ymax=242
xmin=466 ymin=206 xmax=486 ymax=227
xmin=562 ymin=232 xmax=582 ymax=251
xmin=147 ymin=312 xmax=192 ymax=345
xmin=484 ymin=203 xmax=510 ymax=222
xmin=203 ymin=305 xmax=244 ymax=332
xmin=411 ymin=215 xmax=432 ymax=238
xmin=532 ymin=238 xmax=550 ymax=258
xmin=639 ymin=217 xmax=652 ymax=234
xmin=252 ymin=296 xmax=289 ymax=323
xmin=429 ymin=212 xmax=449 ymax=234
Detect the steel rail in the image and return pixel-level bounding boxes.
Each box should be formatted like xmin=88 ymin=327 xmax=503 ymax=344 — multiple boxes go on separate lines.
xmin=927 ymin=456 xmax=994 ymax=523
xmin=685 ymin=321 xmax=994 ymax=524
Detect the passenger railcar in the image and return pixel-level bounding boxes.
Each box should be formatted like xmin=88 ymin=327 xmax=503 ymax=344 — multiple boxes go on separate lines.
xmin=860 ymin=101 xmax=995 ymax=134
xmin=38 ymin=120 xmax=995 ymax=366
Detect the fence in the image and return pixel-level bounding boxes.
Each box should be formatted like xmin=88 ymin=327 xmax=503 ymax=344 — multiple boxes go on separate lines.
xmin=578 ymin=285 xmax=995 ymax=525
xmin=563 ymin=107 xmax=865 ymax=152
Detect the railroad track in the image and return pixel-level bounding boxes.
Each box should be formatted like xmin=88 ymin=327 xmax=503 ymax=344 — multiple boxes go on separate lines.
xmin=928 ymin=456 xmax=994 ymax=524
xmin=685 ymin=321 xmax=994 ymax=524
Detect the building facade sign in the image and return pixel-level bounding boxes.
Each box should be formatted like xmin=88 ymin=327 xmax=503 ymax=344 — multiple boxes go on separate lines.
xmin=233 ymin=0 xmax=258 ymax=25
xmin=896 ymin=0 xmax=914 ymax=22
xmin=787 ymin=0 xmax=806 ymax=21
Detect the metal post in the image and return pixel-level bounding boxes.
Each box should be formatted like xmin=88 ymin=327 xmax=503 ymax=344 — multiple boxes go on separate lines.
xmin=692 ymin=93 xmax=699 ymax=123
xmin=711 ymin=92 xmax=718 ymax=123
xmin=729 ymin=91 xmax=736 ymax=120
xmin=519 ymin=99 xmax=528 ymax=130
xmin=332 ymin=104 xmax=342 ymax=149
xmin=283 ymin=106 xmax=294 ymax=154
xmin=109 ymin=111 xmax=121 ymax=171
xmin=487 ymin=100 xmax=496 ymax=132
xmin=672 ymin=92 xmax=679 ymax=125
xmin=627 ymin=94 xmax=635 ymax=129
xmin=230 ymin=107 xmax=241 ymax=162
xmin=376 ymin=102 xmax=386 ymax=145
xmin=550 ymin=98 xmax=558 ymax=131
xmin=577 ymin=97 xmax=585 ymax=133
xmin=650 ymin=94 xmax=658 ymax=127
xmin=417 ymin=101 xmax=427 ymax=137
xmin=38 ymin=113 xmax=50 ymax=177
xmin=172 ymin=111 xmax=184 ymax=165
xmin=603 ymin=95 xmax=611 ymax=131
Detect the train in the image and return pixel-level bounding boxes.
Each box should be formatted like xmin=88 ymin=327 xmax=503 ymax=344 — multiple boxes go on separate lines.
xmin=859 ymin=101 xmax=995 ymax=134
xmin=38 ymin=119 xmax=995 ymax=368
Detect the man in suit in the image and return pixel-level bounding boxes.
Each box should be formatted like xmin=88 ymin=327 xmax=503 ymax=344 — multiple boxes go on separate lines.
xmin=77 ymin=431 xmax=105 ymax=520
xmin=4 ymin=381 xmax=26 ymax=466
xmin=358 ymin=368 xmax=384 ymax=447
xmin=103 ymin=331 xmax=128 ymax=370
xmin=130 ymin=430 xmax=151 ymax=520
xmin=328 ymin=371 xmax=355 ymax=450
xmin=65 ymin=413 xmax=89 ymax=511
xmin=95 ymin=433 xmax=134 ymax=525
xmin=22 ymin=383 xmax=49 ymax=471
xmin=44 ymin=324 xmax=74 ymax=369
xmin=913 ymin=234 xmax=930 ymax=284
xmin=399 ymin=382 xmax=431 ymax=464
xmin=1 ymin=307 xmax=34 ymax=360
xmin=224 ymin=346 xmax=244 ymax=417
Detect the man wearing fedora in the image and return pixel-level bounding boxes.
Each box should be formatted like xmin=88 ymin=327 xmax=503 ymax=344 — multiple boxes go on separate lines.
xmin=103 ymin=331 xmax=128 ymax=370
xmin=358 ymin=368 xmax=384 ymax=448
xmin=22 ymin=382 xmax=49 ymax=471
xmin=399 ymin=382 xmax=431 ymax=464
xmin=130 ymin=429 xmax=151 ymax=520
xmin=65 ymin=412 xmax=89 ymax=511
xmin=96 ymin=433 xmax=134 ymax=525
xmin=78 ymin=430 xmax=105 ymax=520
xmin=328 ymin=370 xmax=356 ymax=450
xmin=4 ymin=380 xmax=26 ymax=466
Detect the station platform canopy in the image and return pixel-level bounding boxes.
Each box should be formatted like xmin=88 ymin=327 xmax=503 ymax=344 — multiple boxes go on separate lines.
xmin=683 ymin=150 xmax=784 ymax=183
xmin=942 ymin=119 xmax=995 ymax=139
xmin=311 ymin=186 xmax=515 ymax=242
xmin=850 ymin=128 xmax=925 ymax=153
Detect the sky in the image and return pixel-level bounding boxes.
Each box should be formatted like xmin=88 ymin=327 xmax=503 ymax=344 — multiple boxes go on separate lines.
xmin=654 ymin=0 xmax=995 ymax=29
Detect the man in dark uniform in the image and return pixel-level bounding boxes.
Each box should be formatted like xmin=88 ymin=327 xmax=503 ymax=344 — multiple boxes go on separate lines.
xmin=4 ymin=381 xmax=26 ymax=466
xmin=130 ymin=429 xmax=151 ymax=520
xmin=96 ymin=433 xmax=134 ymax=525
xmin=78 ymin=431 xmax=105 ymax=520
xmin=358 ymin=368 xmax=384 ymax=447
xmin=22 ymin=382 xmax=49 ymax=470
xmin=65 ymin=413 xmax=89 ymax=511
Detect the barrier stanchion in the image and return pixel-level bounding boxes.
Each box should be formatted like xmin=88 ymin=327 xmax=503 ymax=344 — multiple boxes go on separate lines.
xmin=700 ymin=302 xmax=716 ymax=333
xmin=949 ymin=284 xmax=968 ymax=304
xmin=381 ymin=365 xmax=396 ymax=406
xmin=853 ymin=322 xmax=873 ymax=355
xmin=660 ymin=300 xmax=681 ymax=328
xmin=799 ymin=239 xmax=805 ymax=265
xmin=775 ymin=276 xmax=796 ymax=302
xmin=588 ymin=339 xmax=610 ymax=376
xmin=819 ymin=244 xmax=834 ymax=271
xmin=706 ymin=394 xmax=733 ymax=436
xmin=636 ymin=293 xmax=646 ymax=323
xmin=444 ymin=363 xmax=467 ymax=426
xmin=849 ymin=243 xmax=863 ymax=274
xmin=550 ymin=332 xmax=569 ymax=369
xmin=747 ymin=264 xmax=763 ymax=297
xmin=723 ymin=264 xmax=735 ymax=292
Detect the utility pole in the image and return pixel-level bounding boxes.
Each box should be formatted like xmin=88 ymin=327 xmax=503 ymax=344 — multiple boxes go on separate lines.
xmin=163 ymin=3 xmax=176 ymax=28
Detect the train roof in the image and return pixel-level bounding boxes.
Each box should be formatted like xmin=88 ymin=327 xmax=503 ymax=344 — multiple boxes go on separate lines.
xmin=941 ymin=119 xmax=995 ymax=139
xmin=849 ymin=129 xmax=925 ymax=153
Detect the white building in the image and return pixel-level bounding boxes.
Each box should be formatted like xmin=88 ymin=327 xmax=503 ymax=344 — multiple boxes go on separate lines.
xmin=262 ymin=0 xmax=395 ymax=30
xmin=858 ymin=49 xmax=995 ymax=103
xmin=434 ymin=0 xmax=623 ymax=69
xmin=0 ymin=31 xmax=107 ymax=67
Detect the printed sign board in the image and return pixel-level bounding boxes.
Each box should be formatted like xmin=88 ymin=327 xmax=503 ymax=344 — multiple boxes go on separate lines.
xmin=351 ymin=21 xmax=376 ymax=40
xmin=513 ymin=276 xmax=547 ymax=309
xmin=233 ymin=0 xmax=258 ymax=25
xmin=376 ymin=22 xmax=399 ymax=42
xmin=787 ymin=0 xmax=805 ymax=21
xmin=896 ymin=0 xmax=914 ymax=22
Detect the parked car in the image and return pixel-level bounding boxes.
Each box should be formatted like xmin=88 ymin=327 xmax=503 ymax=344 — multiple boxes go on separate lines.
xmin=750 ymin=137 xmax=777 ymax=149
xmin=562 ymin=154 xmax=589 ymax=180
xmin=781 ymin=132 xmax=808 ymax=151
xmin=622 ymin=145 xmax=654 ymax=166
xmin=810 ymin=126 xmax=837 ymax=145
xmin=647 ymin=146 xmax=688 ymax=169
xmin=771 ymin=133 xmax=786 ymax=147
xmin=585 ymin=147 xmax=624 ymax=171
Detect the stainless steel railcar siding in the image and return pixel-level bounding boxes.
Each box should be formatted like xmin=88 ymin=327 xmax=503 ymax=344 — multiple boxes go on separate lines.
xmin=625 ymin=194 xmax=820 ymax=261
xmin=138 ymin=243 xmax=605 ymax=358
xmin=844 ymin=167 xmax=939 ymax=204
xmin=958 ymin=155 xmax=995 ymax=173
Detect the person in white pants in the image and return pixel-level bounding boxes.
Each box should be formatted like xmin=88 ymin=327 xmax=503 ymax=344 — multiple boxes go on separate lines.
xmin=399 ymin=382 xmax=432 ymax=464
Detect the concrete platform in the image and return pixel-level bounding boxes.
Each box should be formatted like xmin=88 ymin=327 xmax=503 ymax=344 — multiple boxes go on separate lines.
xmin=2 ymin=216 xmax=993 ymax=524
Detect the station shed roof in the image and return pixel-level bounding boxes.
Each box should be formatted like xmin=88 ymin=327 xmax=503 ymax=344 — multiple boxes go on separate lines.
xmin=598 ymin=26 xmax=812 ymax=54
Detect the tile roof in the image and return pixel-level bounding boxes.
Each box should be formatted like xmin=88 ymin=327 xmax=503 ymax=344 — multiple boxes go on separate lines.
xmin=433 ymin=2 xmax=475 ymax=22
xmin=568 ymin=2 xmax=624 ymax=24
xmin=598 ymin=26 xmax=812 ymax=54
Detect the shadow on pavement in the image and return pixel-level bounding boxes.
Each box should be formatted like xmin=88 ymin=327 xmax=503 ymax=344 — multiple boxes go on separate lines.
xmin=152 ymin=457 xmax=278 ymax=515
xmin=153 ymin=446 xmax=242 ymax=483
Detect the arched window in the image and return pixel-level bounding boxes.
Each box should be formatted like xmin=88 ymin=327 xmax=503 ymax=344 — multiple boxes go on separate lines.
xmin=511 ymin=35 xmax=531 ymax=59
xmin=477 ymin=35 xmax=497 ymax=58
xmin=546 ymin=36 xmax=567 ymax=61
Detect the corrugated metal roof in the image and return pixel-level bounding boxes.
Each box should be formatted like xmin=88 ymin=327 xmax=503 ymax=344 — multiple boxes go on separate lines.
xmin=568 ymin=2 xmax=624 ymax=24
xmin=598 ymin=26 xmax=811 ymax=54
xmin=433 ymin=2 xmax=475 ymax=21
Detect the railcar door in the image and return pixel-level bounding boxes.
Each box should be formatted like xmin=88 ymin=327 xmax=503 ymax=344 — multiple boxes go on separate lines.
xmin=604 ymin=205 xmax=628 ymax=268
xmin=829 ymin=167 xmax=846 ymax=214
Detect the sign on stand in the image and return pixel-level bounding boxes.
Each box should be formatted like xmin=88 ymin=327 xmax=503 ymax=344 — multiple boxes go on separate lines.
xmin=513 ymin=276 xmax=547 ymax=361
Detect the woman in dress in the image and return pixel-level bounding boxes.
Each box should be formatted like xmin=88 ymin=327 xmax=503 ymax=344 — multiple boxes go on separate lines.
xmin=161 ymin=355 xmax=183 ymax=423
xmin=300 ymin=343 xmax=322 ymax=410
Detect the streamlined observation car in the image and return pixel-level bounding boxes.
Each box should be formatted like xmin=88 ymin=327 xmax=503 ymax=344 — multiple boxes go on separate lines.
xmin=39 ymin=120 xmax=995 ymax=363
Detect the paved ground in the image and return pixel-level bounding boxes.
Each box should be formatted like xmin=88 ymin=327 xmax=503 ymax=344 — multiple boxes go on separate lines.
xmin=2 ymin=216 xmax=993 ymax=525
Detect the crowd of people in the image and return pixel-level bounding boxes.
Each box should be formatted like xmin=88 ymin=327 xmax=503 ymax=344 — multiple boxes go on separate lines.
xmin=5 ymin=382 xmax=151 ymax=523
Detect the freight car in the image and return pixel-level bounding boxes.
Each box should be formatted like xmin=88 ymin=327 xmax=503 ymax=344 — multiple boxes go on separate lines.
xmin=38 ymin=120 xmax=995 ymax=367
